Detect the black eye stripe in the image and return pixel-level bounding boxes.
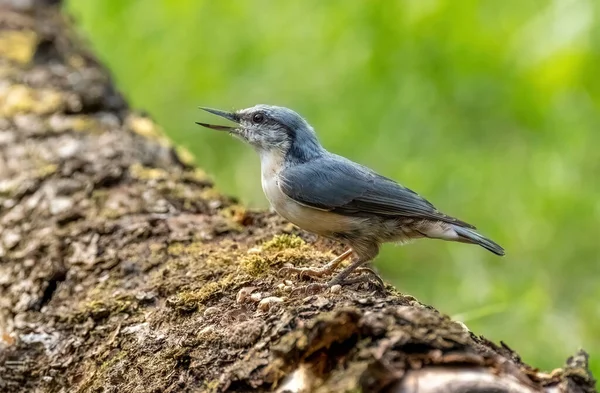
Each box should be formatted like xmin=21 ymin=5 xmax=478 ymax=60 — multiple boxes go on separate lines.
xmin=248 ymin=113 xmax=295 ymax=139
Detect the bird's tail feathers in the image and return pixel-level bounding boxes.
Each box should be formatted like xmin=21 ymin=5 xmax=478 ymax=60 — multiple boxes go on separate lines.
xmin=451 ymin=225 xmax=505 ymax=256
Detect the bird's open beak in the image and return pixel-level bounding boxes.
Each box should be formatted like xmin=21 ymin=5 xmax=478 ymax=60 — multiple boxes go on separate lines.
xmin=196 ymin=107 xmax=239 ymax=131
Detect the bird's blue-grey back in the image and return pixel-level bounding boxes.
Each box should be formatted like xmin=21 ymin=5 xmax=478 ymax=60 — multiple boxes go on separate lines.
xmin=279 ymin=153 xmax=475 ymax=228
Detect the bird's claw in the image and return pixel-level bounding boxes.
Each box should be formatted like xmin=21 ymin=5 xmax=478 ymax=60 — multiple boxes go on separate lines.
xmin=289 ymin=283 xmax=329 ymax=296
xmin=278 ymin=266 xmax=303 ymax=278
xmin=353 ymin=267 xmax=385 ymax=289
xmin=278 ymin=266 xmax=332 ymax=279
xmin=336 ymin=274 xmax=385 ymax=292
xmin=287 ymin=271 xmax=385 ymax=297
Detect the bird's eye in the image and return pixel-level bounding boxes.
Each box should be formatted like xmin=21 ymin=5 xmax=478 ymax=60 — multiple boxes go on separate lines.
xmin=252 ymin=113 xmax=265 ymax=124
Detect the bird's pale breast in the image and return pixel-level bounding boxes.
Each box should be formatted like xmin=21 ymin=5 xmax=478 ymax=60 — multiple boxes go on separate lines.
xmin=259 ymin=152 xmax=366 ymax=237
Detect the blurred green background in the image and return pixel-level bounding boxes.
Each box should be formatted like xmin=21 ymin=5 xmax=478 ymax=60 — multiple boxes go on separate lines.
xmin=66 ymin=0 xmax=599 ymax=376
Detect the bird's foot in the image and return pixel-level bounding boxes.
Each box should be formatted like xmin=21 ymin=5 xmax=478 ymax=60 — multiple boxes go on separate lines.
xmin=352 ymin=267 xmax=385 ymax=289
xmin=337 ymin=273 xmax=385 ymax=292
xmin=278 ymin=265 xmax=336 ymax=279
xmin=288 ymin=269 xmax=385 ymax=296
xmin=289 ymin=282 xmax=329 ymax=296
xmin=279 ymin=249 xmax=353 ymax=280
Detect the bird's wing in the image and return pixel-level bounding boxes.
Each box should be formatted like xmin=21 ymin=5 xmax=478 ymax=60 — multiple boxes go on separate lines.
xmin=278 ymin=155 xmax=475 ymax=228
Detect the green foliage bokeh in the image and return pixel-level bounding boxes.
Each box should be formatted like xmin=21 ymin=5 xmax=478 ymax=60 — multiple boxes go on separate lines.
xmin=66 ymin=0 xmax=600 ymax=375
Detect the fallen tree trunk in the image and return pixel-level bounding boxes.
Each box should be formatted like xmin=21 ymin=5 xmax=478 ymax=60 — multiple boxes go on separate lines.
xmin=0 ymin=2 xmax=596 ymax=392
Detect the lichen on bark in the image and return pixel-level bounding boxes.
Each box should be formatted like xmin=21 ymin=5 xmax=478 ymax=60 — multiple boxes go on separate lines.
xmin=0 ymin=3 xmax=596 ymax=393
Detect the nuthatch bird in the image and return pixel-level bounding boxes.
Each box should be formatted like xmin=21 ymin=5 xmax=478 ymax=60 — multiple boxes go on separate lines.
xmin=197 ymin=105 xmax=504 ymax=293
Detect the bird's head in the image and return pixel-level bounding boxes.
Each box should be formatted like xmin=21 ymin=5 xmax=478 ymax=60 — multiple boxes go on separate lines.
xmin=197 ymin=104 xmax=323 ymax=162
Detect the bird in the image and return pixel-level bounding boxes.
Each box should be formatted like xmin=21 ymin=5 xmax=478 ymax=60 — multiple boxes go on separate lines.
xmin=196 ymin=105 xmax=504 ymax=293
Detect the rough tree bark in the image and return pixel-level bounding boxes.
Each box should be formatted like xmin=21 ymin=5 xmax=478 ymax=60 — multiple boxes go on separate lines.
xmin=0 ymin=2 xmax=596 ymax=393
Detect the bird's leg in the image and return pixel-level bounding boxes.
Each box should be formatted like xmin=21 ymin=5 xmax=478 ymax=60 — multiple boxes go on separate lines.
xmin=278 ymin=248 xmax=353 ymax=279
xmin=289 ymin=258 xmax=372 ymax=296
xmin=326 ymin=257 xmax=372 ymax=287
xmin=290 ymin=243 xmax=381 ymax=295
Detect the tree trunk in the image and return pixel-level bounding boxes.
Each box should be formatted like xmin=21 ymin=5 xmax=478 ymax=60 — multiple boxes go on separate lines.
xmin=0 ymin=2 xmax=596 ymax=392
